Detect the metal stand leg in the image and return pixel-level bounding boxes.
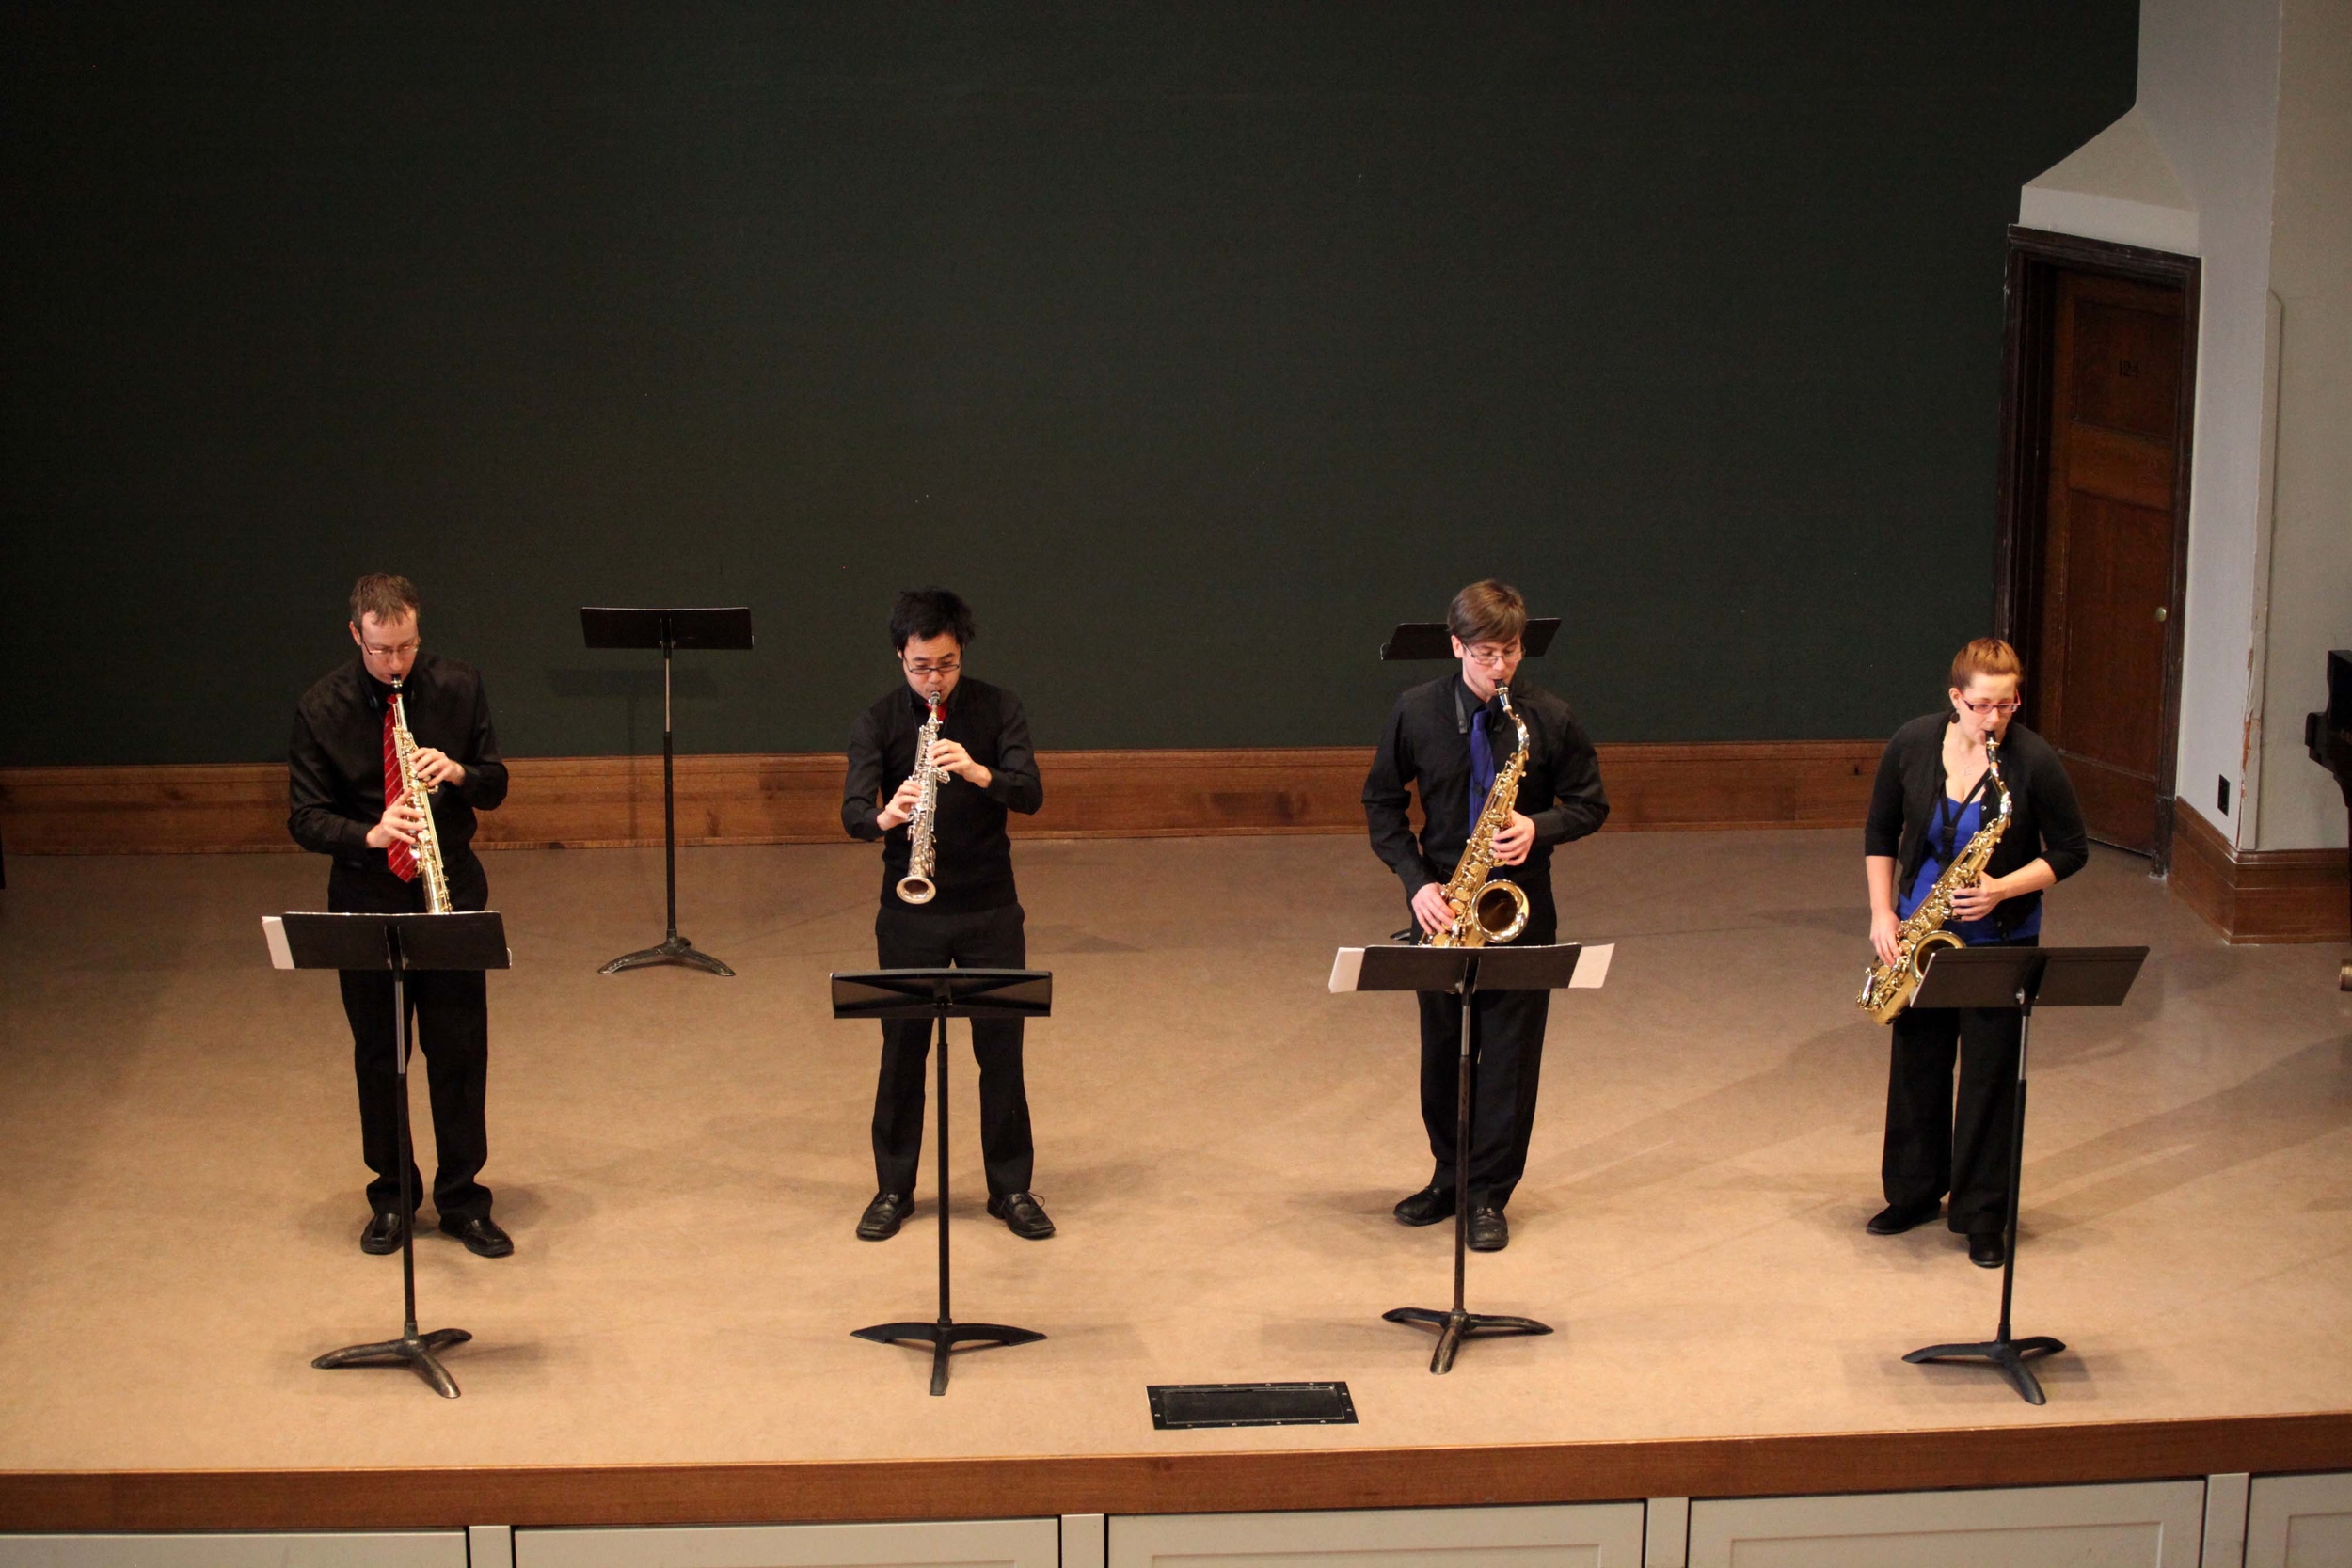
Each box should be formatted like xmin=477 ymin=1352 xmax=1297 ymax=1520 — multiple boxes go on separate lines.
xmin=1904 ymin=998 xmax=2063 ymax=1404
xmin=1384 ymin=959 xmax=1551 ymax=1372
xmin=603 ymin=637 xmax=732 ymax=976
xmin=315 ymin=944 xmax=471 ymax=1398
xmin=853 ymin=1009 xmax=1042 ymax=1394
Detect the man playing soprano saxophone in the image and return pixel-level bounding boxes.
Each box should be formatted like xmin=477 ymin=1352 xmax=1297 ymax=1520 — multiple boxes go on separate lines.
xmin=842 ymin=588 xmax=1052 ymax=1242
xmin=288 ymin=573 xmax=514 ymax=1258
xmin=1363 ymin=581 xmax=1609 ymax=1252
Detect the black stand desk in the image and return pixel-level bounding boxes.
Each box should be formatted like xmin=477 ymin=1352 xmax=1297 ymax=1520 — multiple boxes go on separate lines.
xmin=1899 ymin=943 xmax=2146 ymax=1405
xmin=581 ymin=606 xmax=754 ymax=977
xmin=265 ymin=911 xmax=510 ymax=1399
xmin=1330 ymin=941 xmax=1611 ymax=1372
xmin=832 ymin=968 xmax=1053 ymax=1396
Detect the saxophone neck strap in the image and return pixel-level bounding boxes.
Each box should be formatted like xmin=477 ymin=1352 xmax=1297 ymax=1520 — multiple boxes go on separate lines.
xmin=1936 ymin=768 xmax=1994 ymax=866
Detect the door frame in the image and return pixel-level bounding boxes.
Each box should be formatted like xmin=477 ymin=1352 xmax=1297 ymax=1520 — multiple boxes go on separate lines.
xmin=1992 ymin=225 xmax=2201 ymax=870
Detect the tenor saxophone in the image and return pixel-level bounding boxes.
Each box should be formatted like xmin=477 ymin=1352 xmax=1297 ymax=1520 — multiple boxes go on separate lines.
xmin=388 ymin=683 xmax=453 ymax=915
xmin=1423 ymin=685 xmax=1534 ymax=948
xmin=895 ymin=694 xmax=946 ymax=905
xmin=1856 ymin=739 xmax=2012 ymax=1023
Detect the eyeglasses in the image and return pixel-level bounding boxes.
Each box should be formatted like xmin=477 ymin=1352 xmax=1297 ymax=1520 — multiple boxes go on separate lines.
xmin=362 ymin=641 xmax=421 ymax=658
xmin=1958 ymin=698 xmax=2022 ymax=715
xmin=1461 ymin=643 xmax=1521 ymax=668
xmin=903 ymin=657 xmax=961 ymax=677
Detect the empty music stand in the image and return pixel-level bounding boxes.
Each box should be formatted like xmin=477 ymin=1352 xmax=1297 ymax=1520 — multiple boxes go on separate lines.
xmin=264 ymin=910 xmax=511 ymax=1399
xmin=1899 ymin=943 xmax=2147 ymax=1405
xmin=832 ymin=968 xmax=1053 ymax=1395
xmin=581 ymin=606 xmax=754 ymax=976
xmin=1381 ymin=618 xmax=1561 ymax=661
xmin=1330 ymin=941 xmax=1613 ymax=1372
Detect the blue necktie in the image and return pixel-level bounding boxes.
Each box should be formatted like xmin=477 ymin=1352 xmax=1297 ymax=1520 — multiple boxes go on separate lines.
xmin=1468 ymin=707 xmax=1496 ymax=840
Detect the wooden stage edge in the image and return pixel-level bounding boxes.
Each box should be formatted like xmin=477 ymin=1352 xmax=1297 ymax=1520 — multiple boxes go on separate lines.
xmin=5 ymin=1413 xmax=2349 ymax=1531
xmin=0 ymin=741 xmax=1884 ymax=855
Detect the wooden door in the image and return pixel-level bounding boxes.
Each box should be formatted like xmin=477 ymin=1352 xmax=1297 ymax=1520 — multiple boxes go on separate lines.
xmin=2032 ymin=272 xmax=2187 ymax=854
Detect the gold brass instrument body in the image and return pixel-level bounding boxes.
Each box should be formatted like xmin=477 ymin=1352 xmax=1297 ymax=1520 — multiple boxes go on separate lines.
xmin=895 ymin=694 xmax=946 ymax=905
xmin=388 ymin=685 xmax=453 ymax=915
xmin=1423 ymin=684 xmax=1533 ymax=949
xmin=1857 ymin=739 xmax=2012 ymax=1024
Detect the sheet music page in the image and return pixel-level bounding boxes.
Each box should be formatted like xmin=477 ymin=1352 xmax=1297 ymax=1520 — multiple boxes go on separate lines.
xmin=1569 ymin=942 xmax=1613 ymax=989
xmin=1327 ymin=947 xmax=1366 ymax=993
xmin=262 ymin=915 xmax=293 ymax=971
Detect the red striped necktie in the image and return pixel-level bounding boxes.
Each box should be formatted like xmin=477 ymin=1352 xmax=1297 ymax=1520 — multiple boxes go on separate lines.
xmin=381 ymin=705 xmax=418 ymax=883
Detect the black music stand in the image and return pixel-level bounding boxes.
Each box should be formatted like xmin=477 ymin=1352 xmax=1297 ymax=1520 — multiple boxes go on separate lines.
xmin=581 ymin=606 xmax=754 ymax=976
xmin=264 ymin=910 xmax=511 ymax=1399
xmin=1381 ymin=618 xmax=1560 ymax=661
xmin=1899 ymin=943 xmax=2147 ymax=1405
xmin=1330 ymin=941 xmax=1611 ymax=1372
xmin=831 ymin=968 xmax=1053 ymax=1395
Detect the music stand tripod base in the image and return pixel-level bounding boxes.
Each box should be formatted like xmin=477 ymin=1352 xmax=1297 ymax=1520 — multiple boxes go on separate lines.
xmin=313 ymin=1326 xmax=474 ymax=1400
xmin=1381 ymin=1307 xmax=1552 ymax=1376
xmin=851 ymin=1320 xmax=1047 ymax=1399
xmin=600 ymin=935 xmax=733 ymax=976
xmin=1903 ymin=1334 xmax=2066 ymax=1406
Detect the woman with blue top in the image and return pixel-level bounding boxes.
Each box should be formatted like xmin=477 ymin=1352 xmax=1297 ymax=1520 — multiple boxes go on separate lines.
xmin=1862 ymin=639 xmax=2089 ymax=1268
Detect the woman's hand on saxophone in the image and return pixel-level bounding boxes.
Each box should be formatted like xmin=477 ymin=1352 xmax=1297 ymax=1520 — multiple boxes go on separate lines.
xmin=876 ymin=775 xmax=924 ymax=832
xmin=1869 ymin=908 xmax=1902 ymax=968
xmin=1491 ymin=812 xmax=1536 ymax=865
xmin=366 ymin=798 xmax=428 ymax=851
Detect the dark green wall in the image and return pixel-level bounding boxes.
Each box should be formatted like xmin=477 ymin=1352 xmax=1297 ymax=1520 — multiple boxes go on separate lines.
xmin=1 ymin=4 xmax=2137 ymax=765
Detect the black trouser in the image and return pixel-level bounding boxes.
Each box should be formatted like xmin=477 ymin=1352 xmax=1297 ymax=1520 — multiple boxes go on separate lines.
xmin=1882 ymin=936 xmax=2039 ymax=1234
xmin=871 ymin=900 xmax=1035 ymax=1200
xmin=330 ymin=856 xmax=494 ymax=1223
xmin=1414 ymin=909 xmax=1553 ymax=1212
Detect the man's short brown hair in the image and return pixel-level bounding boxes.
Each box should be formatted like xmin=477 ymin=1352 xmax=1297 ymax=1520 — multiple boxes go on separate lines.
xmin=350 ymin=573 xmax=421 ymax=626
xmin=1446 ymin=579 xmax=1527 ymax=648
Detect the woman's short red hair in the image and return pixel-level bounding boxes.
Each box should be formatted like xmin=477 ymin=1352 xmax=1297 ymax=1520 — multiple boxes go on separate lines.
xmin=1949 ymin=637 xmax=2025 ymax=691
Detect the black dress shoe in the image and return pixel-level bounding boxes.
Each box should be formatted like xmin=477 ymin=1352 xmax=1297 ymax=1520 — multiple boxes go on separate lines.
xmin=987 ymin=1191 xmax=1056 ymax=1240
xmin=1968 ymin=1229 xmax=2006 ymax=1268
xmin=438 ymin=1214 xmax=514 ymax=1258
xmin=1468 ymin=1207 xmax=1509 ymax=1251
xmin=360 ymin=1212 xmax=406 ymax=1255
xmin=1393 ymin=1186 xmax=1455 ymax=1227
xmin=857 ymin=1192 xmax=914 ymax=1241
xmin=1867 ymin=1199 xmax=1942 ymax=1236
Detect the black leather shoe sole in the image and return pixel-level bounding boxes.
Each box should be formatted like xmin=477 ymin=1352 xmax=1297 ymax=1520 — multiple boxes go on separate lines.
xmin=1393 ymin=1189 xmax=1454 ymax=1227
xmin=359 ymin=1213 xmax=405 ymax=1255
xmin=1867 ymin=1200 xmax=1941 ymax=1236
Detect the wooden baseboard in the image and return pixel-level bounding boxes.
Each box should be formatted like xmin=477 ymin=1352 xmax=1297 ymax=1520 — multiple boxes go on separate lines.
xmin=0 ymin=741 xmax=1882 ymax=857
xmin=4 ymin=1411 xmax=2347 ymax=1531
xmin=2169 ymin=801 xmax=2351 ymax=943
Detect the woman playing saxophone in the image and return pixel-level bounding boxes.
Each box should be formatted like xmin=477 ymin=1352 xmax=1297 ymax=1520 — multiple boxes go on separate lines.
xmin=1860 ymin=639 xmax=2088 ymax=1270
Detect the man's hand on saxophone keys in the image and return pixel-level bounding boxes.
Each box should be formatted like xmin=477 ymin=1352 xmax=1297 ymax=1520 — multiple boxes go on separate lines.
xmin=366 ymin=798 xmax=429 ymax=851
xmin=925 ymin=738 xmax=991 ymax=791
xmin=1411 ymin=883 xmax=1457 ymax=937
xmin=408 ymin=746 xmax=466 ymax=788
xmin=876 ymin=775 xmax=924 ymax=832
xmin=1491 ymin=811 xmax=1536 ymax=866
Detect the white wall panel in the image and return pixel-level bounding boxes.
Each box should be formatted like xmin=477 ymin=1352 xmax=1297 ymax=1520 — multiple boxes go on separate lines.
xmin=0 ymin=1534 xmax=465 ymax=1568
xmin=1687 ymin=1481 xmax=2203 ymax=1568
xmin=1108 ymin=1503 xmax=1645 ymax=1567
xmin=510 ymin=1518 xmax=1057 ymax=1568
xmin=2247 ymin=1474 xmax=2352 ymax=1568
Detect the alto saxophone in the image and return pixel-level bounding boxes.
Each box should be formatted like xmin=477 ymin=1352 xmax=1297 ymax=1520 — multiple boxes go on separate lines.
xmin=388 ymin=683 xmax=453 ymax=915
xmin=1857 ymin=739 xmax=2012 ymax=1023
xmin=895 ymin=694 xmax=946 ymax=905
xmin=1424 ymin=685 xmax=1534 ymax=948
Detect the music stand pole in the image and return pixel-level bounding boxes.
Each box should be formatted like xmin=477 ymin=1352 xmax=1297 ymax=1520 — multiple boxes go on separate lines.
xmin=601 ymin=622 xmax=731 ymax=976
xmin=1381 ymin=953 xmax=1552 ymax=1372
xmin=310 ymin=927 xmax=471 ymax=1398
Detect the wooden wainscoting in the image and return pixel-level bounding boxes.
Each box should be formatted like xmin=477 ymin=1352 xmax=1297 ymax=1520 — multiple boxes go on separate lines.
xmin=0 ymin=741 xmax=1883 ymax=856
xmin=2169 ymin=801 xmax=2352 ymax=943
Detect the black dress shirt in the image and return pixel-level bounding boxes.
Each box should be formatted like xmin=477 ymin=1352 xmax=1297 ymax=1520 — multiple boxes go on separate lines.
xmin=1363 ymin=674 xmax=1610 ymax=908
xmin=289 ymin=653 xmax=509 ymax=886
xmin=843 ymin=677 xmax=1043 ymax=914
xmin=1864 ymin=714 xmax=2089 ymax=938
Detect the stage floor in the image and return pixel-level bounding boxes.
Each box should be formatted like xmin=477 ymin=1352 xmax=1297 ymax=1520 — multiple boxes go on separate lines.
xmin=1 ymin=830 xmax=2347 ymax=1486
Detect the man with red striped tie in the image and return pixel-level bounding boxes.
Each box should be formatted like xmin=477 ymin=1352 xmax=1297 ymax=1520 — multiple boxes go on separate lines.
xmin=290 ymin=573 xmax=513 ymax=1258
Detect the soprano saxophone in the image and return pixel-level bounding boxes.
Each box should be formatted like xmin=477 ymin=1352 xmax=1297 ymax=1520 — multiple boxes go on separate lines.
xmin=1856 ymin=739 xmax=2011 ymax=1023
xmin=1423 ymin=685 xmax=1534 ymax=948
xmin=894 ymin=694 xmax=946 ymax=905
xmin=388 ymin=682 xmax=453 ymax=915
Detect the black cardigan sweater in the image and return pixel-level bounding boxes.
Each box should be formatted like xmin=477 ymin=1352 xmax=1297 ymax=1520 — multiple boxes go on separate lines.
xmin=1864 ymin=715 xmax=2090 ymax=939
